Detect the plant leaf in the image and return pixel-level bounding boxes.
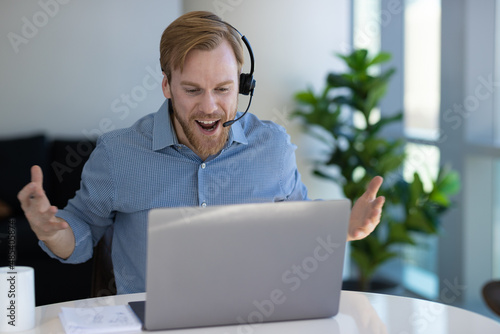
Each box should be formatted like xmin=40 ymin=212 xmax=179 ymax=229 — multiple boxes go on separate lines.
xmin=370 ymin=112 xmax=403 ymax=134
xmin=387 ymin=222 xmax=416 ymax=245
xmin=428 ymin=190 xmax=451 ymax=207
xmin=406 ymin=209 xmax=437 ymax=234
xmin=294 ymin=89 xmax=317 ymax=105
xmin=368 ymin=52 xmax=392 ymax=66
xmin=435 ymin=168 xmax=461 ymax=196
xmin=327 ymin=73 xmax=353 ymax=88
xmin=291 ymin=48 xmax=461 ymax=287
xmin=409 ymin=172 xmax=424 ymax=205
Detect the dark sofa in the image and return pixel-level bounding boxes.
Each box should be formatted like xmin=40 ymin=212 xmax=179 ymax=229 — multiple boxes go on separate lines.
xmin=0 ymin=134 xmax=96 ymax=306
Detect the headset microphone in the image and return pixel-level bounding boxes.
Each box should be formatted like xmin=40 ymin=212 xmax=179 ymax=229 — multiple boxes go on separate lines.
xmin=222 ymin=86 xmax=254 ymax=127
xmin=219 ymin=23 xmax=256 ymax=127
xmin=164 ymin=17 xmax=256 ymax=127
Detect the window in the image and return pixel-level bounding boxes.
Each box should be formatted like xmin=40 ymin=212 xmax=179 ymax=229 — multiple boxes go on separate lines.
xmin=354 ymin=0 xmax=500 ymax=314
xmin=494 ymin=1 xmax=500 ymax=279
xmin=353 ymin=0 xmax=381 ymax=55
xmin=352 ymin=0 xmax=442 ymax=300
xmin=401 ymin=0 xmax=442 ymax=299
xmin=495 ymin=160 xmax=500 ymax=278
xmin=404 ymin=0 xmax=441 ymax=139
xmin=402 ymin=143 xmax=440 ymax=299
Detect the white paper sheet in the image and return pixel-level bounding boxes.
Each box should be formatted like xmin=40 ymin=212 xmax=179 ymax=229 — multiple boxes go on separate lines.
xmin=59 ymin=304 xmax=142 ymax=334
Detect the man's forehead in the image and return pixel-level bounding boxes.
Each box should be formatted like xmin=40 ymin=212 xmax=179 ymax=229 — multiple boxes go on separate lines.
xmin=171 ymin=41 xmax=239 ymax=84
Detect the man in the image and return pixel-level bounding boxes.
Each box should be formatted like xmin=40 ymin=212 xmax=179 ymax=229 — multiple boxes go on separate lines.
xmin=18 ymin=11 xmax=385 ymax=294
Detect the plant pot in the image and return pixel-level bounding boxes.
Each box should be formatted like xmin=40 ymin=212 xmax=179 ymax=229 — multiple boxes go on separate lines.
xmin=342 ymin=278 xmax=403 ymax=295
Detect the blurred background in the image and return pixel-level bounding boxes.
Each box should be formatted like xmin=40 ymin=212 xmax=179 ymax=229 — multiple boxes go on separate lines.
xmin=0 ymin=0 xmax=499 ymax=320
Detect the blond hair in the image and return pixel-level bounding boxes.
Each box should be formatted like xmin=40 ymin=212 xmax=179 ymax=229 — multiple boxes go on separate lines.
xmin=159 ymin=11 xmax=244 ymax=82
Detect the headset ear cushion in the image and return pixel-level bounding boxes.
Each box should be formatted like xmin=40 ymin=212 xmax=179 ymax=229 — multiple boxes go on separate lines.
xmin=239 ymin=73 xmax=255 ymax=95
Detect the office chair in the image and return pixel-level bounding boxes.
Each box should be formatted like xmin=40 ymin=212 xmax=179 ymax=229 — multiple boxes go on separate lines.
xmin=482 ymin=280 xmax=500 ymax=317
xmin=91 ymin=225 xmax=116 ymax=297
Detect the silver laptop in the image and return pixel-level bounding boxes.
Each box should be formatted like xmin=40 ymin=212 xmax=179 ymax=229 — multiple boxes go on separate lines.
xmin=130 ymin=200 xmax=350 ymax=331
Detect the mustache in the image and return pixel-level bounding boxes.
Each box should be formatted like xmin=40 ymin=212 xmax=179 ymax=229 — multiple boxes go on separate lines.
xmin=189 ymin=112 xmax=228 ymax=121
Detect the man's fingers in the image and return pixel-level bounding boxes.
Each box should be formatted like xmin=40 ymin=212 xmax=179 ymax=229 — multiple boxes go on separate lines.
xmin=347 ymin=178 xmax=386 ymax=242
xmin=24 ymin=184 xmax=49 ymax=210
xmin=18 ymin=183 xmax=33 ymax=203
xmin=366 ymin=197 xmax=384 ymax=223
xmin=28 ymin=206 xmax=67 ymax=233
xmin=364 ymin=176 xmax=384 ymax=199
xmin=351 ymin=220 xmax=378 ymax=240
xmin=17 ymin=168 xmax=67 ymax=242
xmin=37 ymin=220 xmax=68 ymax=235
xmin=31 ymin=165 xmax=44 ymax=187
xmin=32 ymin=182 xmax=48 ymax=199
xmin=18 ymin=183 xmax=37 ymax=209
xmin=18 ymin=166 xmax=45 ymax=205
xmin=46 ymin=214 xmax=68 ymax=231
xmin=373 ymin=195 xmax=385 ymax=209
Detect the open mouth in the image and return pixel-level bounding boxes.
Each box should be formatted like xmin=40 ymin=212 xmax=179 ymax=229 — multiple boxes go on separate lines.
xmin=196 ymin=119 xmax=220 ymax=133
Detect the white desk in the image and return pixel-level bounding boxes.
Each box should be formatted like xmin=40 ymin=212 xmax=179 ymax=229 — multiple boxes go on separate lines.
xmin=25 ymin=290 xmax=500 ymax=333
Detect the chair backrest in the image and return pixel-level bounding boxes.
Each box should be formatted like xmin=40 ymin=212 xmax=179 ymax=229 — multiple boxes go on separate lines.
xmin=482 ymin=280 xmax=500 ymax=317
xmin=91 ymin=225 xmax=116 ymax=297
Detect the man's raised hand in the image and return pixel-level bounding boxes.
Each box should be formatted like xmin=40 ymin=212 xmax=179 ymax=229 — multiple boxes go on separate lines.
xmin=18 ymin=165 xmax=74 ymax=259
xmin=347 ymin=176 xmax=385 ymax=241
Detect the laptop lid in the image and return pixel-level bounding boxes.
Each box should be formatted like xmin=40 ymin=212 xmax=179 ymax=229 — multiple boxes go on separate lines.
xmin=142 ymin=200 xmax=350 ymax=331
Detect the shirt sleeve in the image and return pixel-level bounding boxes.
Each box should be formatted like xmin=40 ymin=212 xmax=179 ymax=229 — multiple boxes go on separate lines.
xmin=279 ymin=130 xmax=310 ymax=201
xmin=39 ymin=137 xmax=116 ymax=264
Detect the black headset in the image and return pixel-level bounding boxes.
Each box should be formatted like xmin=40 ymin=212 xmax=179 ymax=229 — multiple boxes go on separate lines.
xmin=163 ymin=17 xmax=256 ymax=127
xmin=226 ymin=25 xmax=256 ymax=96
xmin=210 ymin=18 xmax=256 ymax=127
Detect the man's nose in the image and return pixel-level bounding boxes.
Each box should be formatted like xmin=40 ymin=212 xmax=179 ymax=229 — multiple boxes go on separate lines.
xmin=199 ymin=92 xmax=218 ymax=114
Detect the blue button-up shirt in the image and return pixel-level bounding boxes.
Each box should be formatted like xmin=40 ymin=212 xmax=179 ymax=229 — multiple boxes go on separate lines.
xmin=41 ymin=100 xmax=309 ymax=293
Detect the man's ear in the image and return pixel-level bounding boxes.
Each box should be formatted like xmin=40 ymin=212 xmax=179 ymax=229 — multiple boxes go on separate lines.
xmin=162 ymin=73 xmax=172 ymax=99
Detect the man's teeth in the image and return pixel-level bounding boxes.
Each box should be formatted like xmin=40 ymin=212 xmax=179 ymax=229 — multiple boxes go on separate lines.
xmin=197 ymin=120 xmax=219 ymax=131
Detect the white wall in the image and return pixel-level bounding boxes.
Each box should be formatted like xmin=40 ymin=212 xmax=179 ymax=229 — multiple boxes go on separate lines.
xmin=0 ymin=0 xmax=350 ymax=200
xmin=0 ymin=0 xmax=182 ymax=139
xmin=183 ymin=0 xmax=350 ymax=199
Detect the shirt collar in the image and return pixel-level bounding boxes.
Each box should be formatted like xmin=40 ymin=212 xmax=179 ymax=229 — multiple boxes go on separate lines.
xmin=227 ymin=115 xmax=248 ymax=146
xmin=153 ymin=100 xmax=248 ymax=151
xmin=153 ymin=100 xmax=177 ymax=151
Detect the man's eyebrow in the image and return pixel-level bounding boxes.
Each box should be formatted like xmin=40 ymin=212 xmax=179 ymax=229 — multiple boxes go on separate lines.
xmin=180 ymin=80 xmax=235 ymax=87
xmin=215 ymin=80 xmax=235 ymax=86
xmin=180 ymin=81 xmax=200 ymax=87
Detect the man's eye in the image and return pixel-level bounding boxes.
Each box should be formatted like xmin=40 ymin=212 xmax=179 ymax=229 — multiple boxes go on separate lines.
xmin=217 ymin=87 xmax=229 ymax=93
xmin=185 ymin=88 xmax=200 ymax=94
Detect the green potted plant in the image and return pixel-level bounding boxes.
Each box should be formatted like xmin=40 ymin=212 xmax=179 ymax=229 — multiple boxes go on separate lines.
xmin=292 ymin=49 xmax=460 ymax=291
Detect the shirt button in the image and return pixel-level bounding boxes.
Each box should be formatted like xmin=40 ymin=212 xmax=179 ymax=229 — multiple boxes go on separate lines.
xmin=201 ymin=163 xmax=206 ymax=169
xmin=201 ymin=202 xmax=207 ymax=208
